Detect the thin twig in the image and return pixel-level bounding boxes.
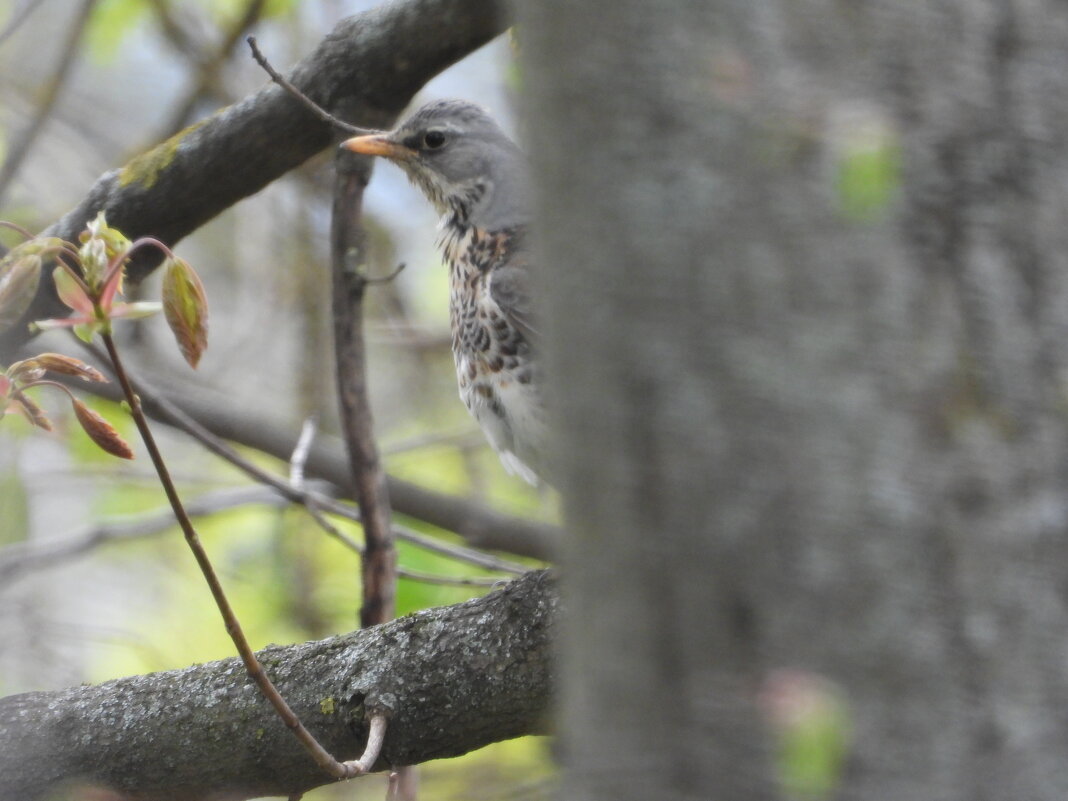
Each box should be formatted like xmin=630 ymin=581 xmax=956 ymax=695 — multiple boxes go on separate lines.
xmin=154 ymin=0 xmax=268 ymax=139
xmin=0 ymin=486 xmax=285 ymax=585
xmin=0 ymin=0 xmax=96 ymax=205
xmin=342 ymin=713 xmax=388 ymax=775
xmin=364 ymin=262 xmax=407 ymax=285
xmin=0 ymin=0 xmax=49 ymax=46
xmin=75 ymin=340 xmax=530 ymax=573
xmin=290 ymin=416 xmax=318 ymax=487
xmin=325 ymin=97 xmax=403 ymax=785
xmin=330 ymin=152 xmax=398 ymax=629
xmin=246 ymin=36 xmax=379 ymax=137
xmin=99 ymin=331 xmax=362 ymax=780
xmin=0 ymin=482 xmax=505 ymax=589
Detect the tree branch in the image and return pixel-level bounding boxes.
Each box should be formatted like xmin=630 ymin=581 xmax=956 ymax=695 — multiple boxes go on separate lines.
xmin=49 ymin=354 xmax=562 ymax=560
xmin=0 ymin=569 xmax=556 ymax=801
xmin=330 ymin=151 xmax=398 ymax=628
xmin=0 ymin=0 xmax=510 ymax=358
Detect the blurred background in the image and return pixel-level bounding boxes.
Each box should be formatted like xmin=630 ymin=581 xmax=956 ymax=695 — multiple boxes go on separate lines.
xmin=0 ymin=1 xmax=553 ymax=798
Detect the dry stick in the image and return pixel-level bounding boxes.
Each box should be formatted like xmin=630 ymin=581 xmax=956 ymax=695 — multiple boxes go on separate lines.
xmin=329 ymin=139 xmax=395 ymax=779
xmin=247 ymin=36 xmax=380 ymax=137
xmin=99 ymin=332 xmax=363 ymax=780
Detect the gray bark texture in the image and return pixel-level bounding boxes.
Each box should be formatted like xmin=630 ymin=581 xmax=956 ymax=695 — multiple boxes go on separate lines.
xmin=0 ymin=570 xmax=555 ymax=801
xmin=0 ymin=0 xmax=509 ymax=359
xmin=522 ymin=1 xmax=1068 ymax=800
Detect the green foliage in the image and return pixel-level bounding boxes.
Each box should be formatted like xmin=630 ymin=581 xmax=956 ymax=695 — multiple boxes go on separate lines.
xmin=765 ymin=671 xmax=851 ymax=800
xmin=86 ymin=0 xmax=150 ymax=62
xmin=835 ymin=136 xmax=901 ymax=222
xmin=87 ymin=0 xmax=300 ymax=62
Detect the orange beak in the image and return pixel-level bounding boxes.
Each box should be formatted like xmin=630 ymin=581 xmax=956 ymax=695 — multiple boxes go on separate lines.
xmin=341 ymin=134 xmax=414 ymax=160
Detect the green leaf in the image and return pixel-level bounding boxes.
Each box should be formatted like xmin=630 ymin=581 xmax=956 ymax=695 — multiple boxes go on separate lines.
xmin=87 ymin=0 xmax=151 ymax=63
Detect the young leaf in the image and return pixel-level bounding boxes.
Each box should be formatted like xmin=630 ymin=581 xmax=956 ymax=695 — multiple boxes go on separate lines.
xmin=0 ymin=252 xmax=42 ymax=333
xmin=162 ymin=258 xmax=208 ymax=368
xmin=71 ymin=397 xmax=134 ymax=459
xmin=17 ymin=353 xmax=107 ymax=383
xmin=13 ymin=389 xmax=53 ymax=431
xmin=53 ymin=264 xmax=95 ymax=316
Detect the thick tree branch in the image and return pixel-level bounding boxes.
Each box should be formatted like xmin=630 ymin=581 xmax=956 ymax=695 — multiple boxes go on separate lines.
xmin=0 ymin=0 xmax=509 ymax=358
xmin=0 ymin=569 xmax=556 ymax=801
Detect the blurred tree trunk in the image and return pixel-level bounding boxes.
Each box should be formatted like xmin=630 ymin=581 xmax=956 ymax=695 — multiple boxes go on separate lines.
xmin=522 ymin=1 xmax=1068 ymax=799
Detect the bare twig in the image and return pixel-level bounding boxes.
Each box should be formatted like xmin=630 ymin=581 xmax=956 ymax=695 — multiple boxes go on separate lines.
xmin=342 ymin=713 xmax=388 ymax=775
xmin=52 ymin=342 xmax=558 ymax=560
xmin=247 ymin=36 xmax=379 ymax=137
xmin=331 ymin=153 xmax=398 ymax=630
xmin=365 ymin=261 xmax=407 ymax=285
xmin=0 ymin=0 xmax=96 ymax=205
xmin=144 ymin=0 xmax=199 ymax=57
xmin=290 ymin=416 xmax=318 ymax=487
xmin=71 ymin=340 xmax=529 ymax=572
xmin=0 ymin=480 xmax=501 ymax=589
xmin=0 ymin=0 xmax=48 ymax=46
xmin=154 ymin=0 xmax=268 ymax=139
xmin=0 ymin=485 xmax=285 ymax=585
xmin=99 ymin=332 xmax=365 ymax=780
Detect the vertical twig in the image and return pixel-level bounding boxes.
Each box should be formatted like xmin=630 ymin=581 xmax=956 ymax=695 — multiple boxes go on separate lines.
xmin=330 ymin=150 xmax=398 ymax=629
xmin=331 ymin=142 xmax=409 ymax=793
xmin=99 ymin=332 xmax=364 ymax=780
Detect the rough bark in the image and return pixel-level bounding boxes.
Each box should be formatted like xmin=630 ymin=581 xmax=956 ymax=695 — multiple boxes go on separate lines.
xmin=523 ymin=1 xmax=1068 ymax=800
xmin=0 ymin=0 xmax=509 ymax=360
xmin=0 ymin=569 xmax=555 ymax=801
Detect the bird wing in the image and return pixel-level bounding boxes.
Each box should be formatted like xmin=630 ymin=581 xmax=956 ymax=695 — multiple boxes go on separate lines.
xmin=489 ymin=241 xmax=539 ymax=348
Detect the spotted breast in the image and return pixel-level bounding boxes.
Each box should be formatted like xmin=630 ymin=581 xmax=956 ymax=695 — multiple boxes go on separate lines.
xmin=439 ymin=217 xmax=545 ymax=484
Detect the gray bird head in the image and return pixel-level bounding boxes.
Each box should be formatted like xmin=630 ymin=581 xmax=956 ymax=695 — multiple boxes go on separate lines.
xmin=342 ymin=99 xmax=528 ymax=230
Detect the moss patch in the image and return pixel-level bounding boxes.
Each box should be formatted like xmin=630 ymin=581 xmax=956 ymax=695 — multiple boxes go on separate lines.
xmin=119 ymin=120 xmax=205 ymax=189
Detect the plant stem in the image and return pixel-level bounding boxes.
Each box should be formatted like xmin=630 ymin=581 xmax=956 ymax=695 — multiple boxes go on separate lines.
xmin=100 ymin=331 xmax=360 ymax=779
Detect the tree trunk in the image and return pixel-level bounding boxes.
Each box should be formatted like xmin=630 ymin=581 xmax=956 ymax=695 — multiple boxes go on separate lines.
xmin=522 ymin=1 xmax=1068 ymax=799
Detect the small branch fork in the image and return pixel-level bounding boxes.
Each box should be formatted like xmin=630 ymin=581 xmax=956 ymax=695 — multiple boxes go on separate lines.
xmin=329 ymin=91 xmax=404 ymax=787
xmin=247 ymin=36 xmax=380 ymax=138
xmin=99 ymin=333 xmax=372 ymax=780
xmin=252 ymin=38 xmax=406 ymax=784
xmin=61 ymin=39 xmax=408 ymax=786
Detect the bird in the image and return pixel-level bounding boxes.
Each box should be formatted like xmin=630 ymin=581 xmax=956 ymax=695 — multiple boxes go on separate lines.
xmin=342 ymin=100 xmax=545 ymax=484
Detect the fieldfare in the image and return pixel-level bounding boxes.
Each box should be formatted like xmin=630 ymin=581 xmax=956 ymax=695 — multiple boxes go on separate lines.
xmin=342 ymin=100 xmax=545 ymax=484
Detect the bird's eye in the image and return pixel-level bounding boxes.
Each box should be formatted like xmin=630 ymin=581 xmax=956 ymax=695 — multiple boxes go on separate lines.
xmin=423 ymin=130 xmax=447 ymax=149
